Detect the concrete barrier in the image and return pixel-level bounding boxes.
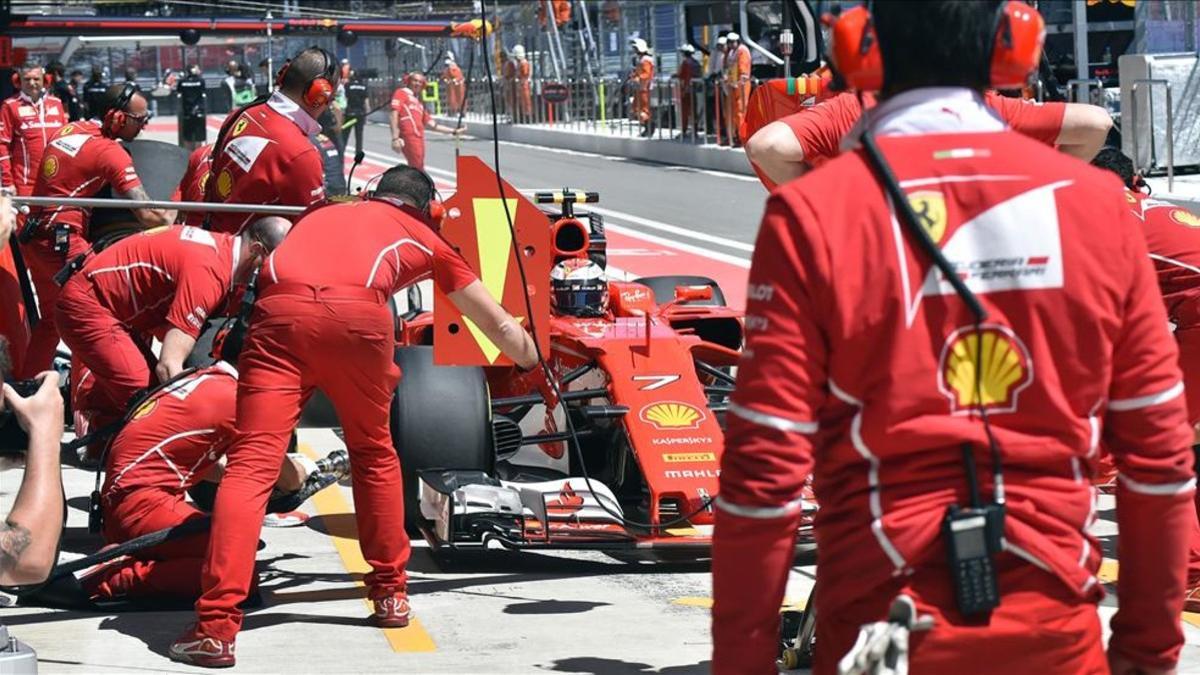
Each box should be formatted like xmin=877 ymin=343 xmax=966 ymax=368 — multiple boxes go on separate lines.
xmin=436 ymin=116 xmax=758 ymax=177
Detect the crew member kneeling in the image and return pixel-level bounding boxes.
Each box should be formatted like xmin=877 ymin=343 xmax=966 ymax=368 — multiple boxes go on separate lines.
xmin=172 ymin=165 xmax=547 ymax=668
xmin=712 ymin=3 xmax=1194 ymax=674
xmin=55 ymin=219 xmax=288 ymax=460
xmin=79 ymin=358 xmax=335 ymax=603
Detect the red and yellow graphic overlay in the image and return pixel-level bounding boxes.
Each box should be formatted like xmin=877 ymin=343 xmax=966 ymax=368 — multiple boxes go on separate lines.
xmin=434 ymin=156 xmax=551 ymax=366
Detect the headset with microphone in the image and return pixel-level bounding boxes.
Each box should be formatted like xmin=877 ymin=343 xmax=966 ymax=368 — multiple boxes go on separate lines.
xmin=274 ymin=46 xmax=338 ymax=108
xmin=361 ymin=168 xmax=446 ymax=228
xmin=101 ymin=82 xmax=141 ymax=138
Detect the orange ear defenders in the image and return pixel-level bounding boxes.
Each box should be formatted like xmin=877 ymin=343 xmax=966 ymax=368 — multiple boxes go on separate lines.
xmin=10 ymin=67 xmax=51 ymax=89
xmin=275 ymin=47 xmax=337 ymax=108
xmin=828 ymin=1 xmax=1044 ymax=92
xmin=101 ymin=83 xmax=138 ymax=138
xmin=362 ymin=170 xmax=446 ymax=228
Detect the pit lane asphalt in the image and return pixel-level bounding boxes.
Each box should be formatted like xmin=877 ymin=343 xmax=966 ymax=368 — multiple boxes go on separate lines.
xmin=5 ymin=124 xmax=1200 ymax=673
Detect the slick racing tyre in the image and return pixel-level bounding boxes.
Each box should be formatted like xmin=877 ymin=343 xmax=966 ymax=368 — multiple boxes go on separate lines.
xmin=632 ymin=275 xmax=726 ymax=307
xmin=391 ymin=346 xmax=492 ymax=534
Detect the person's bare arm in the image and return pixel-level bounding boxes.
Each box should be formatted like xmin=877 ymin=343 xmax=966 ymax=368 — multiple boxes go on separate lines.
xmin=448 ymin=280 xmax=538 ymax=369
xmin=119 ymin=184 xmax=176 ymax=227
xmin=155 ymin=327 xmax=196 ymax=383
xmin=1056 ymin=102 xmax=1112 ymax=162
xmin=745 ymin=120 xmax=809 ymax=186
xmin=390 ymin=110 xmax=404 ymax=152
xmin=426 ymin=118 xmax=464 ymax=135
xmin=0 ymin=373 xmax=64 ymax=586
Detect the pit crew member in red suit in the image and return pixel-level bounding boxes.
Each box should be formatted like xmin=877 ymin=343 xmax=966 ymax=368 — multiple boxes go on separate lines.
xmin=55 ymin=219 xmax=289 ymax=460
xmin=0 ymin=64 xmax=67 ymax=196
xmin=712 ymin=4 xmax=1195 ymax=675
xmin=174 ymin=143 xmax=213 ymax=227
xmin=79 ymin=360 xmax=326 ymax=602
xmin=204 ymin=48 xmax=332 ymax=235
xmin=389 ymin=72 xmax=464 ymax=171
xmin=21 ymin=84 xmax=174 ymax=378
xmin=1091 ymin=147 xmax=1200 ymax=614
xmin=171 ymin=166 xmax=547 ymax=668
xmin=745 ymin=87 xmax=1113 ymax=190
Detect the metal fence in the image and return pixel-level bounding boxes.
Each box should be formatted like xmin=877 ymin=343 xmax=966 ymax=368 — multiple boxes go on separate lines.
xmin=428 ymin=75 xmax=760 ymax=146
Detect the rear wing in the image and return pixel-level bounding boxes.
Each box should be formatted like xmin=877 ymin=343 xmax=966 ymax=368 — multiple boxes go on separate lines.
xmin=433 ymin=155 xmax=551 ymax=367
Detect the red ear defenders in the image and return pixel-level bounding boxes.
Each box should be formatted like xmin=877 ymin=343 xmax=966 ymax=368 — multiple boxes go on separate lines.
xmin=101 ymin=82 xmax=138 ymax=138
xmin=827 ymin=1 xmax=1045 ymax=92
xmin=362 ymin=170 xmax=446 ymax=228
xmin=275 ymin=47 xmax=338 ymax=108
xmin=11 ymin=68 xmax=52 ymax=89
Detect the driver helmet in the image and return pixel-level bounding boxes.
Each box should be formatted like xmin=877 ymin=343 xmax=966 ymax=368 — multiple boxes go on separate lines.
xmin=551 ymin=258 xmax=608 ymax=318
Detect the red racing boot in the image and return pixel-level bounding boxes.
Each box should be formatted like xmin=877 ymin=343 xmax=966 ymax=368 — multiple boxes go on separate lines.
xmin=169 ymin=624 xmax=236 ymax=668
xmin=371 ymin=591 xmax=411 ymax=628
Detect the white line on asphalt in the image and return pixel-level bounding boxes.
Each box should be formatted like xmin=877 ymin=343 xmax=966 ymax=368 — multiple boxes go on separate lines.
xmin=360 ymin=150 xmax=753 ymax=265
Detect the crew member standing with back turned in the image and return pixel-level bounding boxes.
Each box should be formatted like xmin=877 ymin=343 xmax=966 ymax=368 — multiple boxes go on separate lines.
xmin=21 ymin=84 xmax=173 ymax=378
xmin=712 ymin=3 xmax=1195 ymax=674
xmin=172 ymin=165 xmax=551 ymax=668
xmin=203 ymin=47 xmax=333 ymax=235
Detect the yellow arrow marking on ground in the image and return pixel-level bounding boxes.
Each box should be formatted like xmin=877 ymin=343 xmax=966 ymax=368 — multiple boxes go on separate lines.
xmin=463 ymin=197 xmax=518 ymax=364
xmin=1097 ymin=558 xmax=1200 ymax=628
xmin=300 ymin=443 xmax=437 ymax=652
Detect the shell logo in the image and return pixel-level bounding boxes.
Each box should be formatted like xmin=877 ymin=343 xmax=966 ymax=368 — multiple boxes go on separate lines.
xmin=198 ymin=170 xmax=210 ymax=194
xmin=131 ymin=398 xmax=158 ymax=420
xmin=1170 ymin=209 xmax=1200 ymax=228
xmin=42 ymin=155 xmax=58 ymax=179
xmin=216 ymin=170 xmax=234 ymax=199
xmin=907 ymin=190 xmax=947 ymax=244
xmin=640 ymin=401 xmax=706 ymax=430
xmin=938 ymin=325 xmax=1033 ymax=415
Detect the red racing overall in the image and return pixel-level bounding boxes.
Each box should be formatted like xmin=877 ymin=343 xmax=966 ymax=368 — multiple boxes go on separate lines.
xmin=713 ymin=89 xmax=1194 ymax=674
xmin=195 ymin=198 xmax=477 ymax=642
xmin=83 ymin=363 xmax=237 ymax=600
xmin=205 ymin=92 xmax=324 ymax=234
xmin=389 ymin=86 xmax=430 ymax=170
xmin=22 ymin=120 xmax=142 ymax=377
xmin=55 ymin=226 xmax=241 ymax=457
xmin=1125 ymin=191 xmax=1200 ymax=592
xmin=174 ymin=144 xmax=213 ymax=228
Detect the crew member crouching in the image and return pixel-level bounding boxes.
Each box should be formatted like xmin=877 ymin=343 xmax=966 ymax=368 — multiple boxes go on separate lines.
xmin=55 ymin=218 xmax=289 ymax=460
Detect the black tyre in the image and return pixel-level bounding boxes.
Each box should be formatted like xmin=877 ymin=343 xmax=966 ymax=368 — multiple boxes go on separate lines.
xmin=391 ymin=346 xmax=492 ymax=533
xmin=632 ymin=275 xmax=726 ymax=307
xmin=184 ymin=318 xmax=224 ymax=370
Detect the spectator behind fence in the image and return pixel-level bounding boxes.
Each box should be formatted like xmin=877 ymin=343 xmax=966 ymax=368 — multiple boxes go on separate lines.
xmin=0 ymin=330 xmax=65 ymax=588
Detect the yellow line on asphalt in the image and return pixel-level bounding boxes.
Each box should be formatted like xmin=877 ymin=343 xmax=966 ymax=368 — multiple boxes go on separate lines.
xmin=673 ymin=596 xmax=808 ymax=612
xmin=300 ymin=443 xmax=437 ymax=652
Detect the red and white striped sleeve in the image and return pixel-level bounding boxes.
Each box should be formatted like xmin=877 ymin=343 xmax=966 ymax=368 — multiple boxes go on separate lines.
xmin=1105 ymin=196 xmax=1196 ymax=671
xmin=712 ymin=189 xmax=829 ymax=675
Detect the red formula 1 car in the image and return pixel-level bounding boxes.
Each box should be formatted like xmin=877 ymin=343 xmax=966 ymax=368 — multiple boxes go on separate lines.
xmin=391 ymin=157 xmax=815 ymax=558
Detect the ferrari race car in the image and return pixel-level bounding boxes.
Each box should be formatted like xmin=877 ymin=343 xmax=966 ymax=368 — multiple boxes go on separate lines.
xmin=390 ymin=157 xmax=816 ymax=557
